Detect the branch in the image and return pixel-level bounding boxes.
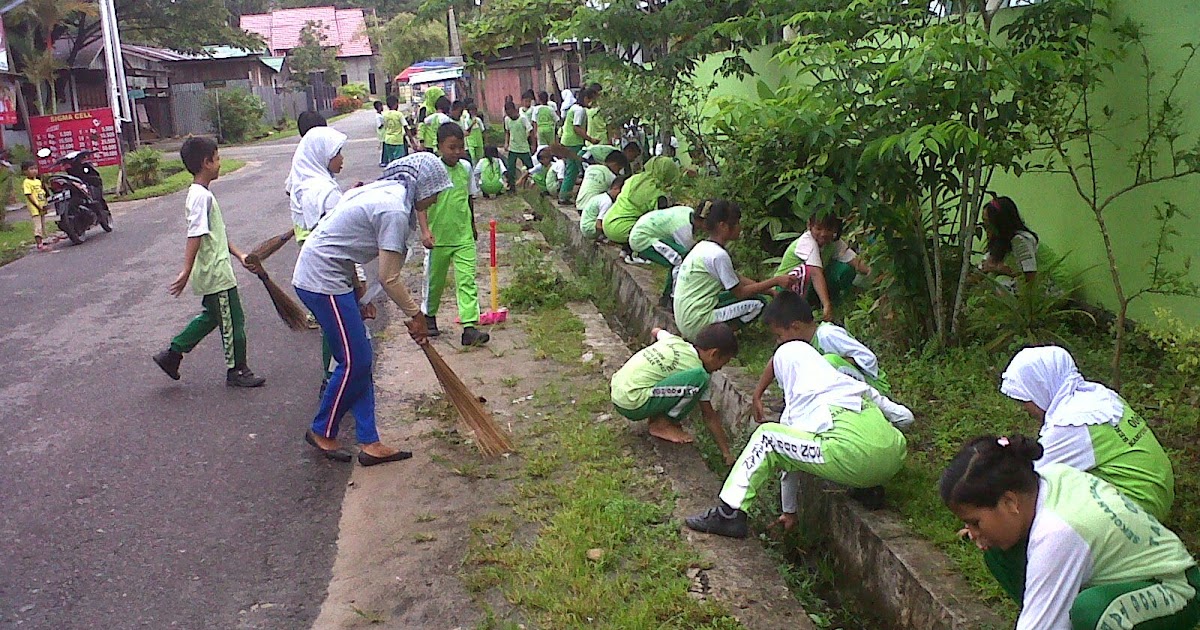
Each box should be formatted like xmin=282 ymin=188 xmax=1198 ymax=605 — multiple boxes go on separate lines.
xmin=1096 ymin=168 xmax=1200 ymax=213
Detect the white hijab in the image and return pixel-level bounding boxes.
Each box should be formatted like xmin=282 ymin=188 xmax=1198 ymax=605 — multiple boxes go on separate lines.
xmin=1000 ymin=346 xmax=1125 ymax=427
xmin=288 ymin=127 xmax=347 ymax=231
xmin=559 ymin=89 xmax=576 ymax=116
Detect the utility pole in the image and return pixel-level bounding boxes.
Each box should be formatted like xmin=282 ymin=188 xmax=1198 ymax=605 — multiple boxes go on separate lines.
xmin=98 ymin=0 xmax=135 ymax=192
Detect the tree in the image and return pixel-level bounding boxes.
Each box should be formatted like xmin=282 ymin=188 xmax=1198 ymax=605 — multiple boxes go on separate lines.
xmin=7 ymin=0 xmax=95 ymax=115
xmin=1003 ymin=0 xmax=1200 ymax=385
xmin=369 ymin=12 xmax=447 ymax=79
xmin=287 ymin=21 xmax=345 ymax=87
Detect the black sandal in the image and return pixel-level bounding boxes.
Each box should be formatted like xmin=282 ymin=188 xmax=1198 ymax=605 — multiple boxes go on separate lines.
xmin=305 ymin=430 xmax=353 ymax=463
xmin=358 ymin=450 xmax=413 ymax=467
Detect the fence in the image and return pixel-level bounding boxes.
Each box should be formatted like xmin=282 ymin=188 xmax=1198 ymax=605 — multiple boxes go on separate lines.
xmin=170 ymin=80 xmax=326 ymax=138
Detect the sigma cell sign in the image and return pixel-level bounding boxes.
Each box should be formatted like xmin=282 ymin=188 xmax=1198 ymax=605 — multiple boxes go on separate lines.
xmin=30 ymin=109 xmax=122 ymax=171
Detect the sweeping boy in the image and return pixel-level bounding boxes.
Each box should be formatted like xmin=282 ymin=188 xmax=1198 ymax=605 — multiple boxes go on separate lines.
xmin=423 ymin=123 xmax=490 ymax=347
xmin=610 ymin=323 xmax=736 ymax=463
xmin=154 ymin=136 xmax=266 ymax=388
xmin=685 ymin=292 xmax=907 ymax=538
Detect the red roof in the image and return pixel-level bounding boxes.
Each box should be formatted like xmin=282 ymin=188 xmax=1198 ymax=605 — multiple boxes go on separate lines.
xmin=240 ymin=7 xmax=373 ymax=58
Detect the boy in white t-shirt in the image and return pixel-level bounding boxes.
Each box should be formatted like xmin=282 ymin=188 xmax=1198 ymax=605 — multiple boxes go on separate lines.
xmin=580 ymin=176 xmax=624 ymax=241
xmin=685 ymin=292 xmax=907 ymax=539
xmin=774 ymin=214 xmax=871 ymax=322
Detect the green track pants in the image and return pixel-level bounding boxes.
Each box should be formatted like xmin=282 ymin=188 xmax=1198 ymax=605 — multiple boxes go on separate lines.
xmin=613 ymin=368 xmax=711 ymax=423
xmin=423 ymin=244 xmax=481 ymax=327
xmin=637 ymin=238 xmax=689 ymax=301
xmin=170 ymin=287 xmax=247 ymax=370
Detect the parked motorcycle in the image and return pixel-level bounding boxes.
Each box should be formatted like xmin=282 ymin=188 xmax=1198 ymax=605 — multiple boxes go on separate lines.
xmin=36 ymin=148 xmax=113 ymax=244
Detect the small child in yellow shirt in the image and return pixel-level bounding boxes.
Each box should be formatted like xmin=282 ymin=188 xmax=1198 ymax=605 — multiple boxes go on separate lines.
xmin=21 ymin=160 xmax=48 ymax=251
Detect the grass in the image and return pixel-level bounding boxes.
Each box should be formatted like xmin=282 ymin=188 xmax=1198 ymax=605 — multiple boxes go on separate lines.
xmin=97 ymin=157 xmax=247 ymax=202
xmin=251 ymin=110 xmax=357 ymax=144
xmin=0 ymin=220 xmax=35 ymax=266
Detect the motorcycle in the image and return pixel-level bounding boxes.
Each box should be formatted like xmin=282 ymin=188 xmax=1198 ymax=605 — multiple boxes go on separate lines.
xmin=35 ymin=148 xmax=113 ymax=244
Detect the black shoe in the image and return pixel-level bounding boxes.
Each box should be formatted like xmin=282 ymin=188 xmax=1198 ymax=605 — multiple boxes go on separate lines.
xmin=227 ymin=367 xmax=266 ymax=388
xmin=305 ymin=430 xmax=353 ymax=462
xmin=358 ymin=449 xmax=413 ymax=466
xmin=847 ymin=486 xmax=886 ymax=510
xmin=425 ymin=315 xmax=441 ymax=337
xmin=153 ymin=349 xmax=183 ymax=380
xmin=557 ymin=199 xmax=573 ymax=207
xmin=685 ymin=505 xmax=749 ymax=538
xmin=461 ymin=327 xmax=490 ymax=347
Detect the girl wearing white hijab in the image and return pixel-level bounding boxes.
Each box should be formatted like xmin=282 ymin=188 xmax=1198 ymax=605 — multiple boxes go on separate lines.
xmin=1000 ymin=345 xmax=1174 ymax=520
xmin=559 ymin=88 xmax=576 ymax=117
xmin=293 ymin=153 xmax=451 ymax=466
xmin=288 ymin=126 xmax=348 ymax=242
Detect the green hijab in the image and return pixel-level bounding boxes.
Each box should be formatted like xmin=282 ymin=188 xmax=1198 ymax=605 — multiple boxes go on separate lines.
xmin=422 ymin=86 xmax=446 ymax=116
xmin=619 ymin=156 xmax=680 ymax=214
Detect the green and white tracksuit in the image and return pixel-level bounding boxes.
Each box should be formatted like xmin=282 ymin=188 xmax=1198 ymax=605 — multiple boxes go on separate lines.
xmin=576 ymin=164 xmax=617 ymax=209
xmin=775 ymin=231 xmax=859 ymax=307
xmin=579 ymin=193 xmax=614 ymax=241
xmin=423 ymin=160 xmax=481 ymax=327
xmin=810 ymin=322 xmax=913 ymax=429
xmin=629 ymin=206 xmax=696 ymax=301
xmin=721 ymin=341 xmax=907 ymax=513
xmin=673 ymin=240 xmax=766 ymax=341
xmin=987 ymin=464 xmax=1199 ymax=630
xmin=610 ymin=330 xmax=711 ymax=422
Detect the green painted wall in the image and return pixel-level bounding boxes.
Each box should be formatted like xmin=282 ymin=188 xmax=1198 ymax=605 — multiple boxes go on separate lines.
xmin=690 ymin=2 xmax=1200 ymax=322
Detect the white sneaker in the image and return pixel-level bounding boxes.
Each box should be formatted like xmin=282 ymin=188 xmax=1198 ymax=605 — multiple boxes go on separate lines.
xmin=630 ymin=255 xmax=652 ymax=265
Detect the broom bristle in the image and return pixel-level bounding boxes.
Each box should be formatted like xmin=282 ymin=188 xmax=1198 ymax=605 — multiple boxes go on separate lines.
xmin=258 ymin=272 xmax=309 ymax=331
xmin=249 ymin=229 xmax=296 ymax=263
xmin=422 ymin=345 xmax=514 ymax=457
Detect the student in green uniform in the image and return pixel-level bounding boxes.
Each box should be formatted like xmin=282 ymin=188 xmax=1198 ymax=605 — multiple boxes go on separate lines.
xmin=503 ymin=100 xmax=534 ymax=191
xmin=672 ymin=200 xmax=792 ymax=341
xmin=531 ymin=91 xmax=559 ymax=148
xmin=1000 ymin=345 xmax=1174 ymax=520
xmin=580 ymin=177 xmax=624 ymax=241
xmin=602 ymin=156 xmax=681 ymax=247
xmin=473 ymin=146 xmax=506 ymax=198
xmin=775 ymin=214 xmax=871 ymax=322
xmin=381 ymin=95 xmax=409 ymax=165
xmin=374 ymin=100 xmax=386 ymax=167
xmin=422 ymin=123 xmax=490 ymax=347
xmin=519 ymin=89 xmax=535 ymax=120
xmin=575 ymin=150 xmax=629 ymax=208
xmin=585 ymin=82 xmax=609 ymax=147
xmin=421 ymin=97 xmax=453 ymax=153
xmin=558 ymin=87 xmax=598 ymax=205
xmin=462 ymin=99 xmax=486 ymax=164
xmin=416 ymin=86 xmax=446 ymax=151
xmin=629 ymin=205 xmax=703 ymax=304
xmin=942 ymin=435 xmax=1200 ymax=630
xmin=773 ymin=293 xmax=915 ymax=428
xmin=518 ymin=147 xmax=554 ymax=195
xmin=610 ymin=323 xmax=736 ymax=462
xmin=685 ymin=293 xmax=908 ymax=538
xmin=154 ymin=136 xmax=267 ymax=388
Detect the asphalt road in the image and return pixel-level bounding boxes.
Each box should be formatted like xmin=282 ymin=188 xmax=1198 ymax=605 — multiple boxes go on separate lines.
xmin=0 ymin=110 xmax=387 ymax=629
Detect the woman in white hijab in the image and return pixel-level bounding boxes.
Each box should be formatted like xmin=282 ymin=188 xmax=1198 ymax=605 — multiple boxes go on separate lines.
xmin=288 ymin=126 xmax=348 ymax=241
xmin=1000 ymin=345 xmax=1174 ymax=520
xmin=293 ymin=153 xmax=451 ymax=466
xmin=559 ymin=88 xmax=576 ymax=117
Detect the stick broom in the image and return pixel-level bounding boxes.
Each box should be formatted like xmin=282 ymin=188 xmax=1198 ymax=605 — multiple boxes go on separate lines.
xmin=421 ymin=344 xmax=514 ymax=457
xmin=244 ymin=251 xmax=308 ymax=331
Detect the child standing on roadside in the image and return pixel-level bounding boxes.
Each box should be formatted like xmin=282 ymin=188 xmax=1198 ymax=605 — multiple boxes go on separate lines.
xmin=423 ymin=123 xmax=490 ymax=347
xmin=503 ymin=100 xmax=534 ymax=190
xmin=463 ymin=100 xmax=486 ymax=164
xmin=373 ymin=100 xmax=386 ymax=167
xmin=21 ymin=160 xmax=48 ymax=251
xmin=531 ymin=91 xmax=558 ymax=148
xmin=154 ymin=137 xmax=266 ymax=388
xmin=611 ymin=323 xmax=737 ymax=462
xmin=381 ymin=96 xmax=408 ymax=165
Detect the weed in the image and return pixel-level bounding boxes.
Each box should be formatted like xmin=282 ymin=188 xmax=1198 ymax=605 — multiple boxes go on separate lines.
xmin=500 ymin=240 xmax=583 ymax=311
xmin=413 ymin=532 xmax=438 ymax=543
xmin=348 ymin=604 xmax=388 ymax=624
xmin=500 ymin=375 xmax=522 ymax=389
xmin=416 ymin=513 xmax=437 ymax=523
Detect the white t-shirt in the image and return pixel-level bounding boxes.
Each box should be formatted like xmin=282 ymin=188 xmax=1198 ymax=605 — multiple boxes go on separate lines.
xmin=774 ymin=340 xmax=869 ymax=434
xmin=185 ymin=185 xmax=214 ymax=237
xmin=793 ymin=231 xmax=857 ymax=269
xmin=594 ymin=194 xmax=614 ymax=221
xmin=692 ymin=239 xmax=739 ymax=289
xmin=813 ymin=323 xmax=879 ymax=379
xmin=1012 ymin=230 xmax=1039 ymax=273
xmin=472 ymin=158 xmax=508 ymax=190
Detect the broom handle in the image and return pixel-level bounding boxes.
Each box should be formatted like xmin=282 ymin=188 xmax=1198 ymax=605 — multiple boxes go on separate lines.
xmin=489 ymin=219 xmax=498 ymax=313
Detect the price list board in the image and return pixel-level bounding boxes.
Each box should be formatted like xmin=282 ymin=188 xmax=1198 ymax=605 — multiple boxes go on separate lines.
xmin=30 ymin=108 xmax=121 ymax=171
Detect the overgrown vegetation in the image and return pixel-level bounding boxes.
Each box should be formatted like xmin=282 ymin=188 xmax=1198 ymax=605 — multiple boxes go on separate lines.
xmin=125 ymin=147 xmax=163 ymax=189
xmin=206 ymin=89 xmax=267 ymax=144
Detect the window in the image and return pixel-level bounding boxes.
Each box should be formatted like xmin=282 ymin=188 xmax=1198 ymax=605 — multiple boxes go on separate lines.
xmin=340 ymin=74 xmax=349 ymax=86
xmin=369 ymin=73 xmax=377 ymax=95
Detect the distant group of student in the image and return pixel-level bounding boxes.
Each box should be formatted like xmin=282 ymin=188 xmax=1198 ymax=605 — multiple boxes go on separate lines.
xmin=150 ymin=81 xmax=1197 ymax=630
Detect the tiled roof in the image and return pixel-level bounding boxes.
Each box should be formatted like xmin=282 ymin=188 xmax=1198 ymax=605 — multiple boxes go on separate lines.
xmin=239 ymin=7 xmax=373 ymax=58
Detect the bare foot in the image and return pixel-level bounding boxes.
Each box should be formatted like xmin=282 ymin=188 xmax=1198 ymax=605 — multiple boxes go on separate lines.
xmin=360 ymin=442 xmax=401 ymax=458
xmin=648 ymin=418 xmax=694 ymax=444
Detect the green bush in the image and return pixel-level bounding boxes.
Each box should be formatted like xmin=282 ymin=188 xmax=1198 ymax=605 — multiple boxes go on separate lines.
xmin=125 ymin=147 xmax=163 ymax=189
xmin=206 ymin=88 xmax=266 ymax=144
xmin=1146 ymin=308 xmax=1200 ymax=383
xmin=340 ymin=82 xmax=369 ymax=101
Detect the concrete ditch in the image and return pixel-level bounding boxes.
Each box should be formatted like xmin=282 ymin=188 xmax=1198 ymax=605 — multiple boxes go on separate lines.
xmin=535 ymin=198 xmax=1009 ymax=630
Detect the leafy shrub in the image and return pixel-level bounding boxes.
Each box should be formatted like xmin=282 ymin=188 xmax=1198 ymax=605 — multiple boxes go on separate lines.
xmin=125 ymin=147 xmax=162 ymax=189
xmin=332 ymin=95 xmax=362 ymax=115
xmin=206 ymin=89 xmax=266 ymax=143
xmin=340 ymin=82 xmax=369 ymax=101
xmin=964 ymin=256 xmax=1095 ymax=353
xmin=1146 ymin=308 xmax=1200 ymax=382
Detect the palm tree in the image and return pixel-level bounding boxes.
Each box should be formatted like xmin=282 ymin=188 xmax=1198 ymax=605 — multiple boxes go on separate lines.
xmin=13 ymin=0 xmax=96 ymax=114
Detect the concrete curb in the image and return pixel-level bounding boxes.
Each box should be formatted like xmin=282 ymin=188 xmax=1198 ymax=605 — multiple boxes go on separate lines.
xmin=540 ymin=201 xmax=1008 ymax=630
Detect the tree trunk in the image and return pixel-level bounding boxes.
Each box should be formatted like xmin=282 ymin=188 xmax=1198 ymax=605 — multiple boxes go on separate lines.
xmin=1094 ymin=209 xmax=1127 ymax=388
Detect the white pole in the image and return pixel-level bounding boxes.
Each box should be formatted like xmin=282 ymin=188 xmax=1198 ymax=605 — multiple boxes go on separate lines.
xmin=98 ymin=0 xmax=131 ymax=192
